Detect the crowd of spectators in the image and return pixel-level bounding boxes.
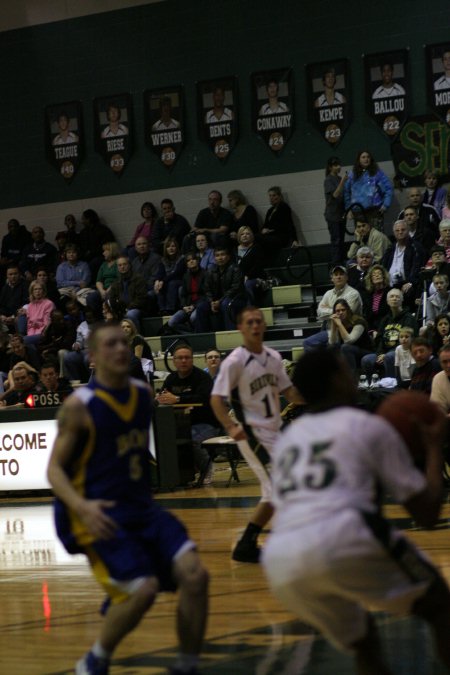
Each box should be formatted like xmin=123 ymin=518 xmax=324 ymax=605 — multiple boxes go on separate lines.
xmin=0 ymin=187 xmax=298 ymax=404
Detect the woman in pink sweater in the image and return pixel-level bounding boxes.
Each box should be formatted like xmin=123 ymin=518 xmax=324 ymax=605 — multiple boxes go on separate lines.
xmin=22 ymin=281 xmax=55 ymax=345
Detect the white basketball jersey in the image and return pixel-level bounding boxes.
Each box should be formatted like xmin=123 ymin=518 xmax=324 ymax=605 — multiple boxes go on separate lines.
xmin=212 ymin=345 xmax=292 ymax=435
xmin=270 ymin=407 xmax=426 ymax=533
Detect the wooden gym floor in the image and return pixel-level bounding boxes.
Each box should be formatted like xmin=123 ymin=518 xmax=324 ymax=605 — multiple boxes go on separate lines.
xmin=1 ymin=463 xmax=450 ymax=675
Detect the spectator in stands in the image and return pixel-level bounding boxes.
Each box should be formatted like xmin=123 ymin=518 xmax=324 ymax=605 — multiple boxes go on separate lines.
xmin=435 ymin=220 xmax=450 ymax=263
xmin=78 ymin=208 xmax=115 ymax=278
xmin=38 ymin=359 xmax=73 ymax=399
xmin=228 ymin=190 xmax=259 ymax=239
xmin=120 ymin=318 xmax=154 ymax=382
xmin=323 ymin=156 xmax=347 ymax=264
xmin=430 ymin=343 xmax=450 ymax=414
xmin=62 ymin=308 xmax=96 ymax=383
xmin=303 ymin=265 xmax=362 ymax=351
xmin=152 ymin=237 xmax=185 ymax=315
xmin=328 ymin=299 xmax=373 ymax=375
xmin=20 ymin=226 xmax=57 ymax=280
xmin=126 ymin=201 xmax=157 ymax=254
xmin=88 ymin=241 xmax=121 ymax=316
xmin=409 ymin=337 xmax=441 ymax=394
xmin=204 ymin=349 xmax=221 ymax=381
xmin=155 ymin=343 xmax=221 ymax=486
xmin=195 ymin=233 xmax=215 ymax=270
xmin=402 ymin=205 xmax=436 ymax=257
xmin=0 ymin=219 xmax=31 ymax=278
xmin=108 ymin=256 xmax=148 ymax=329
xmin=166 ymin=252 xmax=207 ymax=333
xmin=8 ymin=334 xmax=41 ymax=372
xmin=0 ymin=265 xmax=29 ymax=330
xmin=64 ymin=299 xmax=84 ymax=331
xmin=18 ymin=280 xmax=55 ymax=346
xmin=0 ymin=333 xmax=10 ymax=393
xmin=35 ymin=267 xmax=60 ymax=306
xmin=236 ymin=225 xmax=266 ymax=303
xmin=62 ymin=213 xmax=80 ymax=246
xmin=423 ymin=245 xmax=450 ymax=280
xmin=398 ymin=188 xmax=440 ymax=244
xmin=381 ymin=220 xmax=423 ymax=310
xmin=55 ymin=231 xmax=69 ymax=265
xmin=261 ymin=186 xmax=298 ymax=254
xmin=346 ymin=246 xmax=374 ymax=291
xmin=344 ymin=150 xmax=393 ymax=227
xmin=194 ymin=246 xmax=245 ymax=332
xmin=38 ymin=308 xmax=76 ymax=361
xmin=55 ymin=244 xmax=93 ymax=307
xmin=192 ymin=190 xmax=233 ymax=245
xmin=151 ymin=198 xmax=190 ymax=254
xmin=394 ymin=327 xmax=415 ymax=388
xmin=423 ymin=313 xmax=450 ymax=356
xmin=360 ymin=264 xmax=391 ymax=331
xmin=442 ymin=190 xmax=450 ymax=220
xmin=346 ymin=218 xmax=391 ymax=264
xmin=425 ymin=274 xmax=450 ymax=324
xmin=0 ymin=362 xmax=39 ymax=406
xmin=131 ymin=236 xmax=161 ymax=291
xmin=422 ymin=170 xmax=447 ymax=219
xmin=361 ymin=288 xmax=417 ymax=378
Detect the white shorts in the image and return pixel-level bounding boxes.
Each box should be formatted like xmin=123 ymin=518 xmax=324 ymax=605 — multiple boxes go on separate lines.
xmin=263 ymin=510 xmax=436 ymax=652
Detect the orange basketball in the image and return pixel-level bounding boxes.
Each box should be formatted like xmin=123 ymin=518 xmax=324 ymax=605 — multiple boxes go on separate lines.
xmin=376 ymin=390 xmax=444 ymax=467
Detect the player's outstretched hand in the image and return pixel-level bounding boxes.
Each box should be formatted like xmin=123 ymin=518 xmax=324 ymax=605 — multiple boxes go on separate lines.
xmin=79 ymin=499 xmax=117 ymax=540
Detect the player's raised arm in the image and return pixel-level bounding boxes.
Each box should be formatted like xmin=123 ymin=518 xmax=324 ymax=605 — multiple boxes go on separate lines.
xmin=47 ymin=395 xmax=117 ymax=539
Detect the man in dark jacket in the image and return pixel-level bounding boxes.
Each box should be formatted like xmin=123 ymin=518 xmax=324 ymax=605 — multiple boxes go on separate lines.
xmin=20 ymin=226 xmax=57 ymax=280
xmin=382 ymin=220 xmax=423 ymax=310
xmin=78 ymin=208 xmax=115 ymax=278
xmin=155 ymin=343 xmax=221 ymax=485
xmin=151 ymin=199 xmax=190 ymax=254
xmin=194 ymin=246 xmax=244 ymax=332
xmin=108 ymin=256 xmax=148 ymax=329
xmin=0 ymin=265 xmax=29 ymax=329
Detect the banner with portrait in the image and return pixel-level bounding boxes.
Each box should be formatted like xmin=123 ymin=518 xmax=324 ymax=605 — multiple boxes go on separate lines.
xmin=426 ymin=42 xmax=450 ymax=124
xmin=391 ymin=114 xmax=450 ymax=187
xmin=306 ymin=59 xmax=350 ymax=146
xmin=144 ymin=86 xmax=184 ymax=170
xmin=45 ymin=101 xmax=83 ymax=182
xmin=364 ymin=50 xmax=409 ymax=139
xmin=197 ymin=77 xmax=238 ymax=161
xmin=93 ymin=93 xmax=133 ymax=175
xmin=251 ymin=68 xmax=294 ymax=154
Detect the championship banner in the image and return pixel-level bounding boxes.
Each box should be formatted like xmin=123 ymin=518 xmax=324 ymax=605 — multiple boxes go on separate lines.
xmin=45 ymin=101 xmax=83 ymax=182
xmin=251 ymin=68 xmax=294 ymax=154
xmin=391 ymin=114 xmax=450 ymax=187
xmin=306 ymin=59 xmax=350 ymax=146
xmin=93 ymin=93 xmax=133 ymax=175
xmin=144 ymin=86 xmax=184 ymax=169
xmin=197 ymin=76 xmax=238 ymax=161
xmin=364 ymin=50 xmax=409 ymax=139
xmin=426 ymin=42 xmax=450 ymax=124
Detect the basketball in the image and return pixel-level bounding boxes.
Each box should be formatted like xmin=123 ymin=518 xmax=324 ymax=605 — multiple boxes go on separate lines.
xmin=376 ymin=390 xmax=444 ymax=466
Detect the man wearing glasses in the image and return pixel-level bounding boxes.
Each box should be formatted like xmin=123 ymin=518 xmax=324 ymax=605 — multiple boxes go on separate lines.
xmin=156 ymin=344 xmax=220 ymax=485
xmin=204 ymin=349 xmax=221 ymax=380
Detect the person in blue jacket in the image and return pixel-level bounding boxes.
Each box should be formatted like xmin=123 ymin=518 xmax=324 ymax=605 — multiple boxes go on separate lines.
xmin=344 ymin=150 xmax=393 ymax=229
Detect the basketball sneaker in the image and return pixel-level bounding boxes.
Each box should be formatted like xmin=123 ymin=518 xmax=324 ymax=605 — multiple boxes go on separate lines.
xmin=76 ymin=651 xmax=109 ymax=675
xmin=232 ymin=539 xmax=260 ymax=563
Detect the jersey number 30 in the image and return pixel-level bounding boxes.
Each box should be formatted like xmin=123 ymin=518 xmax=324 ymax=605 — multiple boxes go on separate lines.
xmin=277 ymin=441 xmax=336 ymax=496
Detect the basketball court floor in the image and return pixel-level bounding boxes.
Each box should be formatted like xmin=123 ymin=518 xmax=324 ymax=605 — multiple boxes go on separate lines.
xmin=2 ymin=464 xmax=450 ymax=674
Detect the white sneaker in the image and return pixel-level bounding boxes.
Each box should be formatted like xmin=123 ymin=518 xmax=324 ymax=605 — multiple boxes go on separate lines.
xmin=202 ymin=461 xmax=214 ymax=486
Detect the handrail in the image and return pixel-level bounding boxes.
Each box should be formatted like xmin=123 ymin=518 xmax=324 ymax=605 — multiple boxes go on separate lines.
xmin=286 ymin=245 xmax=318 ymax=322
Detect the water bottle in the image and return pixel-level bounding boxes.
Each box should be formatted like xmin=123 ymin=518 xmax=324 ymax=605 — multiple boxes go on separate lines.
xmin=358 ymin=375 xmax=369 ymax=390
xmin=371 ymin=373 xmax=380 ymax=388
